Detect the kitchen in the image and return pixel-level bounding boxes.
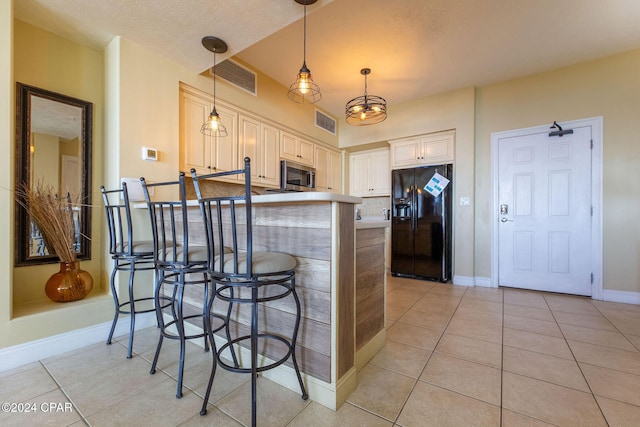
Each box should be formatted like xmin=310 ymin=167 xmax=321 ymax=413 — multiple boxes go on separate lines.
xmin=3 ymin=0 xmax=640 ymax=425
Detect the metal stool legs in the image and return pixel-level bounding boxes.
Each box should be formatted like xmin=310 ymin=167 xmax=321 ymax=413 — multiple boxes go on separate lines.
xmin=201 ymin=273 xmax=308 ymax=425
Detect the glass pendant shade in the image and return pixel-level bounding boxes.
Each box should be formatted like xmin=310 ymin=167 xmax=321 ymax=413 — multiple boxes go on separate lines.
xmin=288 ymin=0 xmax=321 ymax=104
xmin=345 ymin=68 xmax=387 ymax=126
xmin=200 ymin=36 xmax=228 ymax=137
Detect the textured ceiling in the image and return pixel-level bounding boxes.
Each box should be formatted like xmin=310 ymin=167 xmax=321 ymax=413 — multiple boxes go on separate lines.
xmin=14 ymin=0 xmax=640 ymax=119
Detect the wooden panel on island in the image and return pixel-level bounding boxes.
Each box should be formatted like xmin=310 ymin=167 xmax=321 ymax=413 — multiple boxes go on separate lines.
xmin=148 ymin=191 xmax=387 ymax=410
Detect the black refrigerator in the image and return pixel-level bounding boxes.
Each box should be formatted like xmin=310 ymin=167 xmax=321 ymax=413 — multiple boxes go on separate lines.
xmin=391 ymin=164 xmax=452 ymax=281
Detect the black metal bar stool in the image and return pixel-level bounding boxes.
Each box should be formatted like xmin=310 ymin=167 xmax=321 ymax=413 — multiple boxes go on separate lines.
xmin=101 ymin=182 xmax=171 ymax=359
xmin=140 ymin=173 xmax=231 ymax=399
xmin=192 ymin=158 xmax=308 ymax=426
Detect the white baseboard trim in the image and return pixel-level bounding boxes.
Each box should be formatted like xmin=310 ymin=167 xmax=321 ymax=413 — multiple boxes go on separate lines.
xmin=451 ymin=275 xmax=494 ymax=288
xmin=452 ymin=275 xmax=475 ymax=287
xmin=474 ymin=277 xmax=494 ymax=288
xmin=601 ymin=289 xmax=640 ymax=305
xmin=0 ymin=313 xmax=156 ymax=373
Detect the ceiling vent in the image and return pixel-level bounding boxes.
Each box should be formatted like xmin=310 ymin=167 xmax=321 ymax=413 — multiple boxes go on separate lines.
xmin=211 ymin=59 xmax=257 ymax=96
xmin=315 ymin=109 xmax=336 ymax=135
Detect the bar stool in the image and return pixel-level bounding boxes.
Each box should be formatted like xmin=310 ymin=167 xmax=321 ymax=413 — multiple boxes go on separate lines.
xmin=140 ymin=173 xmax=232 ymax=399
xmin=101 ymin=182 xmax=171 ymax=359
xmin=192 ymin=158 xmax=308 ymax=426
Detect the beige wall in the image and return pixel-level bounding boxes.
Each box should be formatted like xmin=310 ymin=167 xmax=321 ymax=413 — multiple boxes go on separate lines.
xmin=475 ymin=49 xmax=640 ymax=292
xmin=0 ymin=0 xmax=14 ymax=344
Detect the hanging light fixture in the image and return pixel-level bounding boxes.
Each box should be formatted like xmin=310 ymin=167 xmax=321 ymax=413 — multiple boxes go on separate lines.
xmin=287 ymin=0 xmax=321 ymax=104
xmin=200 ymin=36 xmax=228 ymax=137
xmin=345 ymin=68 xmax=387 ymax=126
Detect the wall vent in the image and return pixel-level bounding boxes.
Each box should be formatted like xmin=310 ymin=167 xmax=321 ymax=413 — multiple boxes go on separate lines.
xmin=210 ymin=59 xmax=257 ymax=96
xmin=315 ymin=109 xmax=336 ymax=135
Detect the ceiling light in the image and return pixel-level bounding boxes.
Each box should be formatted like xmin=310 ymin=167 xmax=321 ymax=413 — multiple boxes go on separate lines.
xmin=287 ymin=0 xmax=321 ymax=104
xmin=345 ymin=68 xmax=387 ymax=126
xmin=201 ymin=36 xmax=228 ymax=137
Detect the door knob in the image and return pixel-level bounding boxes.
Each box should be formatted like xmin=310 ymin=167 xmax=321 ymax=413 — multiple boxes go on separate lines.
xmin=500 ymin=218 xmax=514 ymax=222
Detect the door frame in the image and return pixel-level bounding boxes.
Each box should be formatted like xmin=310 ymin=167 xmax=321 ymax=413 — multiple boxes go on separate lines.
xmin=490 ymin=117 xmax=603 ymax=298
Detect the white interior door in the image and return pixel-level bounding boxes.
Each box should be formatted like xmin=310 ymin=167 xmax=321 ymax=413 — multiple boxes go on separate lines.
xmin=497 ymin=126 xmax=593 ymax=295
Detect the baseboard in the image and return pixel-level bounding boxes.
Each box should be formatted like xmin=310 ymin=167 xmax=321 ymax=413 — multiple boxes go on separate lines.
xmin=601 ymin=289 xmax=640 ymax=305
xmin=451 ymin=275 xmax=494 ymax=287
xmin=0 ymin=313 xmax=156 ymax=373
xmin=474 ymin=276 xmax=493 ymax=288
xmin=355 ymin=330 xmax=385 ymax=371
xmin=452 ymin=275 xmax=475 ymax=287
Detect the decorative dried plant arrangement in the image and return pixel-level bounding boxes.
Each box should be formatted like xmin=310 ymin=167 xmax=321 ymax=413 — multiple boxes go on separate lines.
xmin=18 ymin=181 xmax=78 ymax=263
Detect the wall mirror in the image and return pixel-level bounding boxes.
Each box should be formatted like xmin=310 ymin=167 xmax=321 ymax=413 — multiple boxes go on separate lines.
xmin=15 ymin=82 xmax=93 ymax=266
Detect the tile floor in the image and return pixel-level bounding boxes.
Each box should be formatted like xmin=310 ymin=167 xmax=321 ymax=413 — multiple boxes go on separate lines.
xmin=2 ymin=275 xmax=640 ymax=426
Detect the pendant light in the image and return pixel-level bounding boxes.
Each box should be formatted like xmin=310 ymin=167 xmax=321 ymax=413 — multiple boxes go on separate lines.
xmin=200 ymin=36 xmax=228 ymax=137
xmin=287 ymin=0 xmax=321 ymax=104
xmin=345 ymin=68 xmax=387 ymax=126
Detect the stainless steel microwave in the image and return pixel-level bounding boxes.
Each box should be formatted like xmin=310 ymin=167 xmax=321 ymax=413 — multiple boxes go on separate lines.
xmin=280 ymin=160 xmax=316 ymax=192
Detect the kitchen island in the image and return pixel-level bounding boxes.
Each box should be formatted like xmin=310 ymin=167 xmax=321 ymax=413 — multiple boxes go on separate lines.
xmin=168 ymin=191 xmax=388 ymax=410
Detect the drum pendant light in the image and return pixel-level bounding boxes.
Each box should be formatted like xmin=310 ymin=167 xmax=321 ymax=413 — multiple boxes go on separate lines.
xmin=287 ymin=0 xmax=322 ymax=104
xmin=345 ymin=68 xmax=387 ymax=126
xmin=200 ymin=36 xmax=228 ymax=137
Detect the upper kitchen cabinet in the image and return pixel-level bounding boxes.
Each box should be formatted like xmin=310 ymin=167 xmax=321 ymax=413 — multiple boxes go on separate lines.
xmin=389 ymin=130 xmax=455 ymax=169
xmin=281 ymin=131 xmax=314 ymax=166
xmin=315 ymin=145 xmax=342 ymax=193
xmin=179 ymin=84 xmax=238 ymax=182
xmin=238 ymin=114 xmax=280 ymax=188
xmin=349 ymin=148 xmax=390 ymax=197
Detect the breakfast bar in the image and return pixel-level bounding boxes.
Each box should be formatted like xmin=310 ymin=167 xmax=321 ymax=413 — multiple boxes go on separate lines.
xmin=168 ymin=191 xmax=388 ymax=410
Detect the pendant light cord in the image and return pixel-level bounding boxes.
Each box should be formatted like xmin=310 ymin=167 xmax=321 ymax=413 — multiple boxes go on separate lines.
xmin=303 ymin=1 xmax=307 ymax=64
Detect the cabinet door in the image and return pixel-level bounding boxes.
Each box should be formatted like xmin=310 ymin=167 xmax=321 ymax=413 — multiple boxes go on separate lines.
xmin=328 ymin=150 xmax=342 ymax=193
xmin=281 ymin=132 xmax=314 ymax=166
xmin=350 ymin=154 xmax=370 ymax=196
xmin=261 ymin=124 xmax=280 ymax=187
xmin=238 ymin=115 xmax=260 ymax=181
xmin=280 ymin=132 xmax=299 ymax=162
xmin=314 ymin=145 xmax=329 ymax=191
xmin=390 ymin=138 xmax=421 ymax=169
xmin=298 ymin=139 xmax=315 ymax=166
xmin=180 ymin=90 xmax=211 ymax=175
xmin=369 ymin=150 xmax=390 ymax=196
xmin=422 ymin=132 xmax=454 ymax=165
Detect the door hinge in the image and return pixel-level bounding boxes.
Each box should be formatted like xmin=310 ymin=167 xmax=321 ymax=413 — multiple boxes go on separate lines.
xmin=591 ymin=139 xmax=594 ymax=149
xmin=591 ymin=273 xmax=594 ymax=284
xmin=591 ymin=206 xmax=593 ymax=216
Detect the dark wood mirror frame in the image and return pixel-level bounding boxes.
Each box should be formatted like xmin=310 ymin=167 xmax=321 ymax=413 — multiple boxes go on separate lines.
xmin=15 ymin=82 xmax=93 ymax=266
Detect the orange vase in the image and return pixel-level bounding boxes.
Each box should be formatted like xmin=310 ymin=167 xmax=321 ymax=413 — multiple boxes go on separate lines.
xmin=45 ymin=261 xmax=93 ymax=302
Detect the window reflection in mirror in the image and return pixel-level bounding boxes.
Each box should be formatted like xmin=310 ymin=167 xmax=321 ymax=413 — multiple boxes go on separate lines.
xmin=15 ymin=83 xmax=92 ymax=266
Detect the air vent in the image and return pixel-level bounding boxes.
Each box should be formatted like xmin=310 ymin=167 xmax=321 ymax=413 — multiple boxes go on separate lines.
xmin=315 ymin=109 xmax=336 ymax=135
xmin=211 ymin=59 xmax=257 ymax=96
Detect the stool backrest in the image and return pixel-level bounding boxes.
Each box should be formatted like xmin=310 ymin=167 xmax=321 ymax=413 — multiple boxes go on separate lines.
xmin=140 ymin=173 xmax=191 ymax=267
xmin=101 ymin=183 xmax=142 ymax=257
xmin=191 ymin=157 xmax=253 ymax=279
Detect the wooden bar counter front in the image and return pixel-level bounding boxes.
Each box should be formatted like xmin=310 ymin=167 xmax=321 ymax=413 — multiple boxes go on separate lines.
xmin=166 ymin=191 xmax=387 ymax=410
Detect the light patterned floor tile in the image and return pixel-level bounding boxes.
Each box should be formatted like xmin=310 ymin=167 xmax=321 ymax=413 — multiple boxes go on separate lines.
xmin=435 ymin=333 xmax=502 ymax=368
xmin=503 ymin=346 xmax=590 ymax=392
xmin=559 ymin=323 xmax=638 ymax=351
xmin=503 ymin=328 xmax=573 ymax=359
xmin=595 ymin=395 xmax=640 ymax=427
xmin=346 ymin=363 xmax=416 ymax=421
xmin=369 ymin=340 xmax=431 ymax=378
xmin=420 ymin=352 xmax=501 ymax=405
xmin=504 ymin=314 xmax=563 ymax=338
xmin=502 ymin=372 xmax=607 ymax=426
xmin=288 ymin=401 xmax=392 ymax=427
xmin=396 ymin=381 xmax=500 ymax=427
xmin=580 ymin=363 xmax=640 ymax=406
xmin=568 ymin=340 xmax=640 ymax=376
xmin=386 ymin=322 xmax=443 ymax=351
xmin=504 ymin=303 xmax=555 ymax=322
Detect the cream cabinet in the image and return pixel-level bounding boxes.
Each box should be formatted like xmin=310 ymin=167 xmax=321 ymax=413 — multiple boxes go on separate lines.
xmin=238 ymin=115 xmax=280 ymax=188
xmin=281 ymin=131 xmax=314 ymax=166
xmin=315 ymin=145 xmax=342 ymax=193
xmin=389 ymin=130 xmax=455 ymax=169
xmin=179 ymin=86 xmax=238 ymax=182
xmin=349 ymin=148 xmax=390 ymax=197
